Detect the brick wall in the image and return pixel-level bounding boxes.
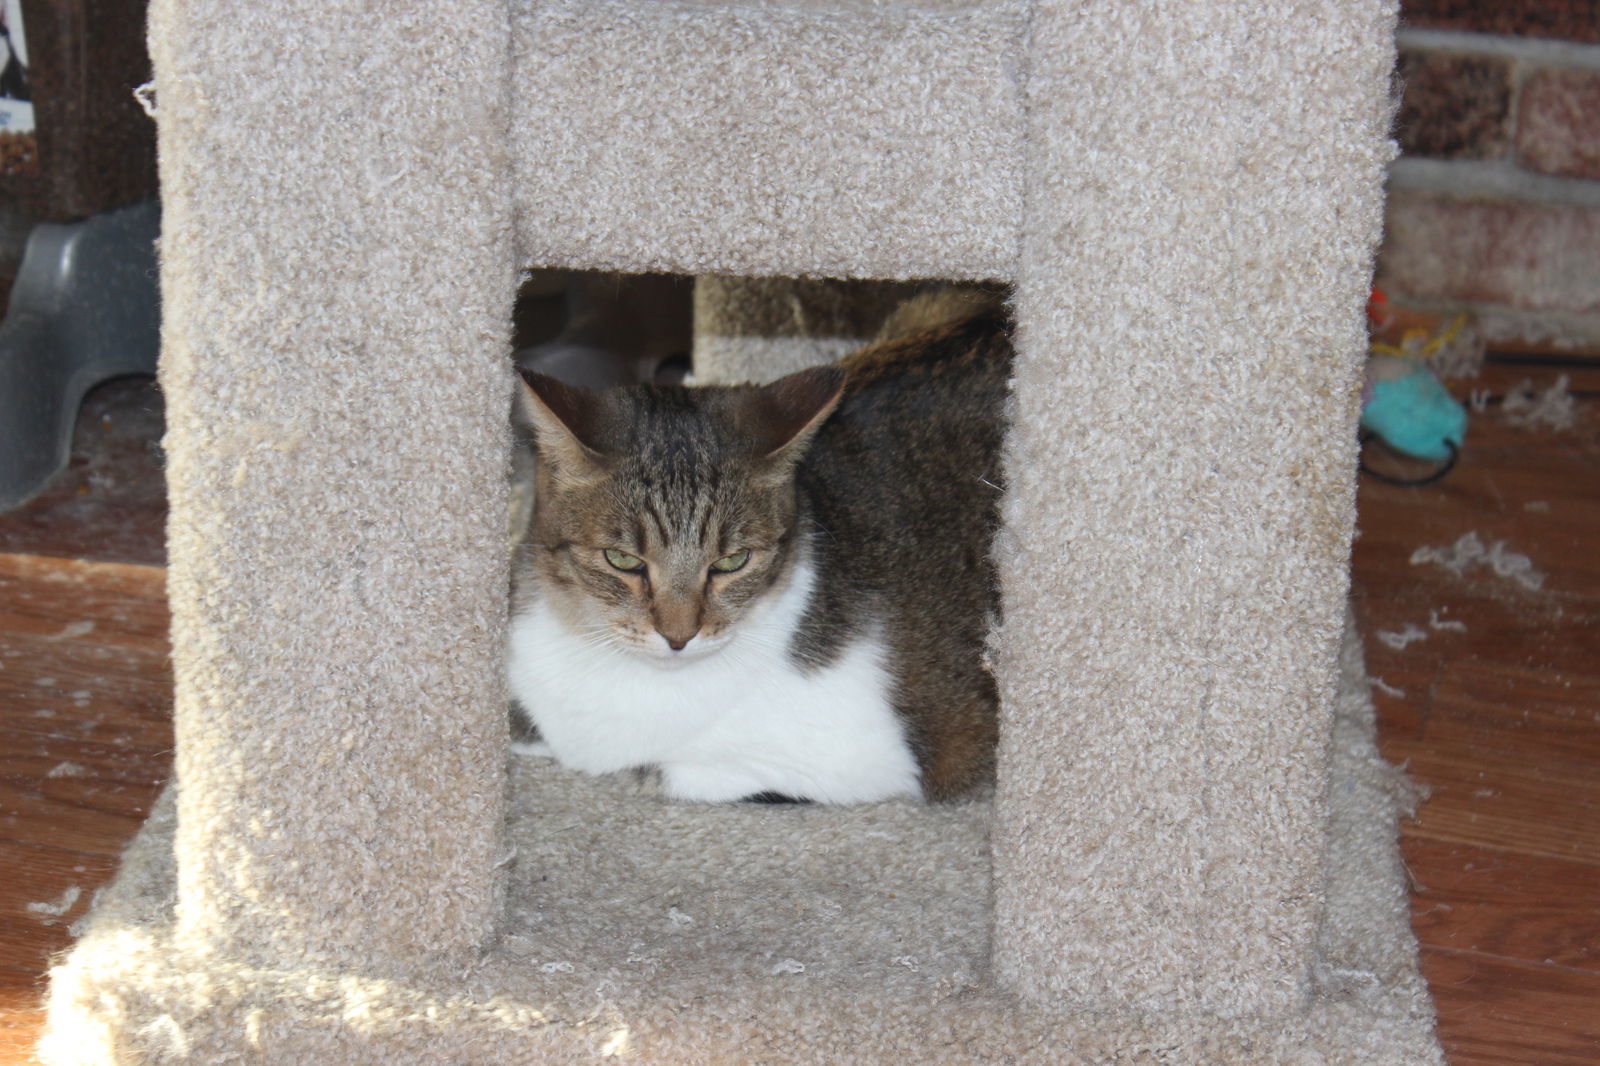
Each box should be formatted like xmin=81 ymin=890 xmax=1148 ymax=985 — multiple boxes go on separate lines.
xmin=1379 ymin=3 xmax=1600 ymax=352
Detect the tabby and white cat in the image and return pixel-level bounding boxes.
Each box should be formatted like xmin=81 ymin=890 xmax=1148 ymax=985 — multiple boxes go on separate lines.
xmin=507 ymin=297 xmax=1011 ymax=803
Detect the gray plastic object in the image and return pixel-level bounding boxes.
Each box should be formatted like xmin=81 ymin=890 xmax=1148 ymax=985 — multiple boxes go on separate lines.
xmin=0 ymin=197 xmax=160 ymax=511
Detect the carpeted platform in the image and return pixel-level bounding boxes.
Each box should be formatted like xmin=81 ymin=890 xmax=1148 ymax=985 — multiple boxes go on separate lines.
xmin=44 ymin=619 xmax=1438 ymax=1063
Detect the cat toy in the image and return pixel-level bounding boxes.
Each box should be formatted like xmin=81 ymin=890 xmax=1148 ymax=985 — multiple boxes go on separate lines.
xmin=1358 ymin=290 xmax=1469 ymax=486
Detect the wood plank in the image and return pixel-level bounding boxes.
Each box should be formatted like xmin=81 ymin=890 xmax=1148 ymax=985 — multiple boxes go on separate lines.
xmin=1360 ymin=534 xmax=1600 ymax=615
xmin=1351 ymin=517 xmax=1597 ymax=589
xmin=1385 ymin=739 xmax=1600 ymax=865
xmin=1355 ymin=520 xmax=1599 ymax=604
xmin=0 ymin=730 xmax=169 ymax=857
xmin=0 ymin=553 xmax=166 ymax=599
xmin=1361 ymin=610 xmax=1598 ymax=680
xmin=1404 ymin=839 xmax=1600 ymax=973
xmin=1354 ymin=575 xmax=1598 ymax=687
xmin=0 ymin=552 xmax=175 ymax=755
xmin=1427 ymin=663 xmax=1600 ymax=769
xmin=1423 ymin=948 xmax=1600 ymax=1066
xmin=0 ymin=554 xmax=169 ymax=654
xmin=0 ymin=500 xmax=167 ymax=571
xmin=1467 ymin=360 xmax=1600 ymax=407
xmin=0 ymin=967 xmax=46 ymax=1066
xmin=1356 ymin=638 xmax=1437 ymax=744
xmin=0 ymin=637 xmax=172 ymax=753
xmin=0 ymin=843 xmax=119 ymax=975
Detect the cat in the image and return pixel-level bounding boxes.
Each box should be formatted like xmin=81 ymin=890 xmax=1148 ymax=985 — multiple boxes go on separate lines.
xmin=507 ymin=291 xmax=1011 ymax=804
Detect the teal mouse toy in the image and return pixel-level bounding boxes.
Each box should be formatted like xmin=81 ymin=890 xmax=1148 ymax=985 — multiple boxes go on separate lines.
xmin=1359 ymin=354 xmax=1466 ymax=483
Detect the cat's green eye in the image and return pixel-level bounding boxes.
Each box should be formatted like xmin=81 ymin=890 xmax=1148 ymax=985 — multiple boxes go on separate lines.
xmin=710 ymin=550 xmax=751 ymax=574
xmin=603 ymin=549 xmax=645 ymax=573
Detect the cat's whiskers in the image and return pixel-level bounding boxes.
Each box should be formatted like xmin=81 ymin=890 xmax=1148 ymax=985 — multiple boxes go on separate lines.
xmin=577 ymin=619 xmax=650 ymax=649
xmin=717 ymin=629 xmax=797 ymax=681
xmin=535 ymin=624 xmax=644 ymax=684
xmin=723 ymin=627 xmax=789 ymax=659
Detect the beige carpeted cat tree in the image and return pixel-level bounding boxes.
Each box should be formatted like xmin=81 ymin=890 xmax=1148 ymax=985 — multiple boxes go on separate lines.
xmin=43 ymin=0 xmax=1443 ymax=1062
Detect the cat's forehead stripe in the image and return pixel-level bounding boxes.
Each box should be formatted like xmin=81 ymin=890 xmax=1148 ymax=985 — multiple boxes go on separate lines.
xmin=642 ymin=498 xmax=670 ymax=546
xmin=694 ymin=496 xmax=715 ymax=547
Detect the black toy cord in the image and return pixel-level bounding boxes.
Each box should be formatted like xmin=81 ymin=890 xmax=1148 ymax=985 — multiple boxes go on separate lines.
xmin=1358 ymin=434 xmax=1459 ymax=487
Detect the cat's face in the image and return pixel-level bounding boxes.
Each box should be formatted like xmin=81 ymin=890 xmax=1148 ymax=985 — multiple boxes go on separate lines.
xmin=517 ymin=368 xmax=842 ymax=664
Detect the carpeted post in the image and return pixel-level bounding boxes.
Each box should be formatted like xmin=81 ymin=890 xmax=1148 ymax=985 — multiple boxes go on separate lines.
xmin=991 ymin=0 xmax=1397 ymax=1015
xmin=148 ymin=0 xmax=517 ymax=971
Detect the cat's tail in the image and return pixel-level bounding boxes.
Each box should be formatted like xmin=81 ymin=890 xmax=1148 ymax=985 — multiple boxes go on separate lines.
xmin=872 ymin=283 xmax=1009 ymax=345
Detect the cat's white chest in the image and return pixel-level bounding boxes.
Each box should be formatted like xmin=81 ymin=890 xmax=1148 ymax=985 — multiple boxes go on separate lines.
xmin=506 ymin=562 xmax=920 ymax=804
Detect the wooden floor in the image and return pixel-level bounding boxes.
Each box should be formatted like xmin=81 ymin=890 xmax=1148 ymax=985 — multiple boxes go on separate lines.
xmin=0 ymin=361 xmax=1596 ymax=1063
xmin=1353 ymin=357 xmax=1600 ymax=1065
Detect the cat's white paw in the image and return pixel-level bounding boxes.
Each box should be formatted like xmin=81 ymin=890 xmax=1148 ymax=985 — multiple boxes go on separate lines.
xmin=511 ymin=738 xmax=557 ymax=759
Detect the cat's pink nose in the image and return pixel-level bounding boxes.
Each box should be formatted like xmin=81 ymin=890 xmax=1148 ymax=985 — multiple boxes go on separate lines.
xmin=653 ymin=600 xmax=701 ymax=651
xmin=661 ymin=627 xmax=704 ymax=651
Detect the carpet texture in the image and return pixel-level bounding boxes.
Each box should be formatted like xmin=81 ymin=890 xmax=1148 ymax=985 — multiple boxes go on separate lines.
xmin=41 ymin=0 xmax=1441 ymax=1060
xmin=44 ymin=621 xmax=1438 ymax=1063
xmin=511 ymin=0 xmax=1027 ymax=278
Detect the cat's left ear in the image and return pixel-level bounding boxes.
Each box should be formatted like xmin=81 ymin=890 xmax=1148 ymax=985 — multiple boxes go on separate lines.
xmin=746 ymin=365 xmax=846 ymax=465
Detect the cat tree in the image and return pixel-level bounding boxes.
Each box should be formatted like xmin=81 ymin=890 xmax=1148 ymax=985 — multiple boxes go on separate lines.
xmin=43 ymin=0 xmax=1442 ymax=1062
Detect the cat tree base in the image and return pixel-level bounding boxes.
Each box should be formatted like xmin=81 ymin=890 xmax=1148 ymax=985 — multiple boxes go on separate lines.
xmin=44 ymin=627 xmax=1438 ymax=1065
xmin=39 ymin=0 xmax=1440 ymax=1059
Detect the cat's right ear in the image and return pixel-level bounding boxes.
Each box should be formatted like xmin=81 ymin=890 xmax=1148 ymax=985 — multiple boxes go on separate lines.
xmin=516 ymin=371 xmax=609 ymax=476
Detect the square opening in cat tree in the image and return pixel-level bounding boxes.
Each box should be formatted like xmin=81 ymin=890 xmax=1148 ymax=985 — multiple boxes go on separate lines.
xmin=493 ymin=272 xmax=1006 ymax=1038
